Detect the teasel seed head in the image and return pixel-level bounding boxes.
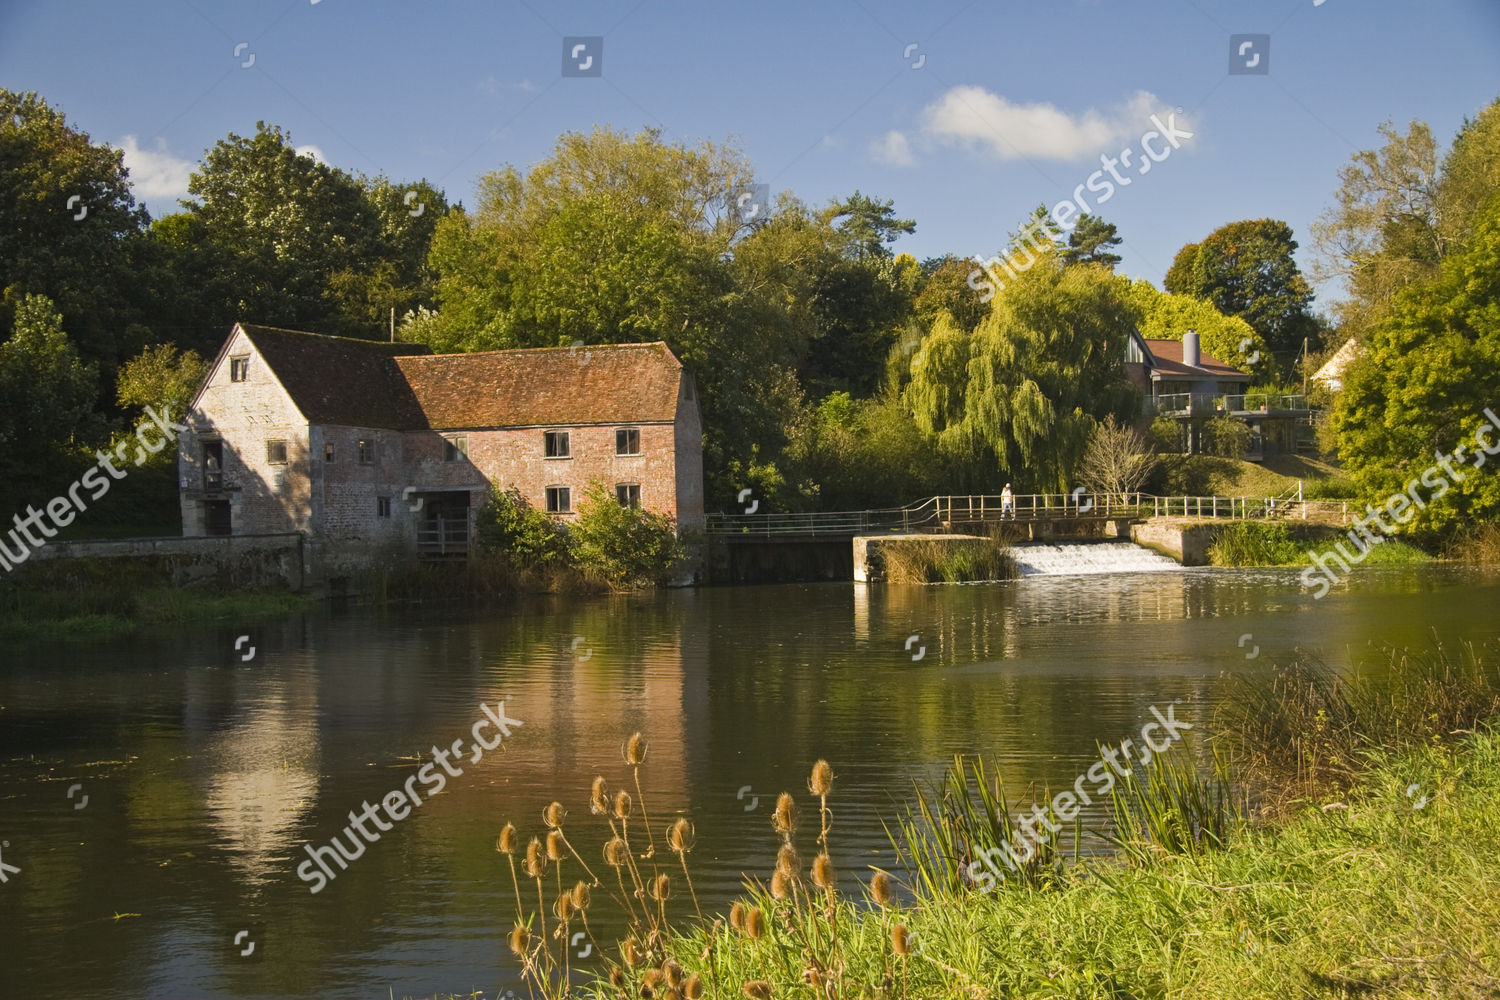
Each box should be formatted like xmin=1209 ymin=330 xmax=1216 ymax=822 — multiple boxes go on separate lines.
xmin=667 ymin=817 xmax=694 ymax=854
xmin=684 ymin=974 xmax=704 ymax=999
xmin=553 ymin=892 xmax=576 ymax=922
xmin=729 ymin=901 xmax=746 ymax=933
xmin=811 ymin=852 xmax=835 ymax=891
xmin=624 ymin=732 xmax=647 ymax=766
xmin=590 ymin=775 xmax=609 ymax=815
xmin=742 ymin=981 xmax=773 ymax=1000
xmin=642 ymin=968 xmax=664 ymax=991
xmin=613 ymin=789 xmax=633 ymax=820
xmin=892 ymin=923 xmax=911 ymax=958
xmin=609 ymin=966 xmax=627 ymax=989
xmin=871 ymin=870 xmax=894 ymax=907
xmin=650 ymin=873 xmax=671 ymax=901
xmin=543 ymin=800 xmax=566 ymax=829
xmin=571 ymin=880 xmax=591 ymax=910
xmin=775 ymin=843 xmax=800 ymax=876
xmin=496 ymin=823 xmax=517 ymax=855
xmin=770 ymin=867 xmax=792 ymax=900
xmin=603 ymin=836 xmax=629 ymax=868
xmin=663 ymin=958 xmax=684 ymax=988
xmin=622 ymin=936 xmax=644 ymax=968
xmin=804 ymin=968 xmax=826 ymax=989
xmin=508 ymin=925 xmax=530 ymax=956
xmin=772 ymin=792 xmax=798 ymax=837
xmin=546 ymin=829 xmax=567 ymax=862
xmin=745 ymin=906 xmax=766 ymax=941
xmin=809 ymin=759 xmax=834 ymax=797
xmin=524 ymin=837 xmax=546 ymax=878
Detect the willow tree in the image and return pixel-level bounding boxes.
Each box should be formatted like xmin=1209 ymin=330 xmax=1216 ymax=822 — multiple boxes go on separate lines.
xmin=904 ymin=251 xmax=1141 ymax=492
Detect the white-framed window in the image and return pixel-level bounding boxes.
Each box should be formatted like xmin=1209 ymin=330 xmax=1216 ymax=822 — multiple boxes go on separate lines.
xmin=615 ymin=428 xmax=641 ymax=455
xmin=545 ymin=486 xmax=571 ymax=513
xmin=358 ymin=439 xmax=375 ymax=465
xmin=544 ymin=430 xmax=570 ymax=458
xmin=443 ymin=435 xmax=467 ymax=462
xmin=377 ymin=496 xmax=391 ymax=518
xmin=616 ymin=483 xmax=641 ymax=508
xmin=230 ymin=356 xmax=250 ymax=382
xmin=266 ymin=440 xmax=288 ymax=465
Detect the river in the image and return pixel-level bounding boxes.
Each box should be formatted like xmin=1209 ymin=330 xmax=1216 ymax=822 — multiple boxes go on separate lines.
xmin=1 ymin=564 xmax=1496 ymax=998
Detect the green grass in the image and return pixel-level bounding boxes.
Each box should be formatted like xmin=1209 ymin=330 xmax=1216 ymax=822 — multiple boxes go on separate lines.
xmin=1203 ymin=454 xmax=1350 ymax=498
xmin=879 ymin=534 xmax=1018 ymax=583
xmin=0 ymin=586 xmax=309 ymax=642
xmin=538 ymin=637 xmax=1500 ymax=1000
xmin=1207 ymin=521 xmax=1433 ymax=567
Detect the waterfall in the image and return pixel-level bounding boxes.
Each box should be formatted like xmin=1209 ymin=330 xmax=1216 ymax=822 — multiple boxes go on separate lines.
xmin=1011 ymin=541 xmax=1182 ymax=577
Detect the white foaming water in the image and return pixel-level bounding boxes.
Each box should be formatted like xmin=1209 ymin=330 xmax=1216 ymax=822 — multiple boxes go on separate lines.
xmin=1012 ymin=541 xmax=1182 ymax=576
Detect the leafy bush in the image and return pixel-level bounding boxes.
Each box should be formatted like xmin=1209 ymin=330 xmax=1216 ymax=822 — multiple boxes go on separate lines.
xmin=473 ymin=486 xmax=572 ymax=568
xmin=571 ymin=480 xmax=683 ymax=587
xmin=1201 ymin=415 xmax=1252 ymax=458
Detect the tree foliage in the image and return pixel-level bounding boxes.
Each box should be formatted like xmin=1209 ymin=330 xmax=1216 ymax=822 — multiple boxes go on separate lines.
xmin=1332 ymin=198 xmax=1500 ymax=535
xmin=0 ymin=294 xmax=99 ymax=502
xmin=904 ymin=248 xmax=1141 ymax=491
xmin=571 ymin=481 xmax=684 ymax=586
xmin=1125 ymin=280 xmax=1274 ymax=381
xmin=1060 ymin=214 xmax=1122 ymax=269
xmin=1164 ymin=219 xmax=1319 ymax=366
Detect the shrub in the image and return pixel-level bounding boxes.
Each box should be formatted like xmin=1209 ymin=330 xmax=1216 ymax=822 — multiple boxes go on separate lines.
xmin=473 ymin=486 xmax=572 ymax=568
xmin=879 ymin=534 xmax=1016 ymax=583
xmin=1201 ymin=415 xmax=1252 ymax=458
xmin=571 ymin=481 xmax=683 ymax=587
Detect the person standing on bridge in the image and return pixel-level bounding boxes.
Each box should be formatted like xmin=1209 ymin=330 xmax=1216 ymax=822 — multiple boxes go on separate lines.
xmin=1001 ymin=483 xmax=1015 ymax=519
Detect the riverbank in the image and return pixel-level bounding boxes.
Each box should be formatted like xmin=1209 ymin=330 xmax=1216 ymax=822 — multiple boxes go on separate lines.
xmin=486 ymin=638 xmax=1500 ymax=1000
xmin=0 ymin=583 xmax=311 ymax=641
xmin=595 ymin=731 xmax=1497 ymax=1000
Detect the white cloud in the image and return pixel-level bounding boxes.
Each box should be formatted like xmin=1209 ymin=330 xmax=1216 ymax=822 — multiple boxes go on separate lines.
xmin=870 ymin=130 xmax=914 ymax=167
xmin=115 ymin=135 xmax=194 ymax=201
xmin=921 ymin=87 xmax=1164 ymax=161
xmin=295 ymin=144 xmax=326 ymax=164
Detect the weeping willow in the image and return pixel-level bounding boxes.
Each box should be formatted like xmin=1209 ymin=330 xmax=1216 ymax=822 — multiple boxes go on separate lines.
xmin=905 ymin=253 xmax=1141 ymax=492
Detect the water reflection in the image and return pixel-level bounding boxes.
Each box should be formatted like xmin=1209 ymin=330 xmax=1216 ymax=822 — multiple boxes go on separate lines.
xmin=0 ymin=565 xmax=1496 ymax=999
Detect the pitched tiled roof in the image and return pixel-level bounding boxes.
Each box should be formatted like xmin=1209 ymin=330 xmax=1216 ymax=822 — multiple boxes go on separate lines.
xmin=238 ymin=324 xmax=431 ymax=429
xmin=395 ymin=342 xmax=684 ymax=429
xmin=1142 ymin=338 xmax=1247 ymax=379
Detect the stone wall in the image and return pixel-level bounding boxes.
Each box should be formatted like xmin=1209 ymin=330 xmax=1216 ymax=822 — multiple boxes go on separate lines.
xmin=20 ymin=533 xmax=307 ymax=589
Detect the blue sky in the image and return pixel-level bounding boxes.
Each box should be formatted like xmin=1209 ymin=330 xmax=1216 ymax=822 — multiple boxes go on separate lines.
xmin=4 ymin=0 xmax=1498 ymax=310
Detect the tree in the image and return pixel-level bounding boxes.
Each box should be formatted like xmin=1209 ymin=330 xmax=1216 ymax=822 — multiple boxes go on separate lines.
xmin=1331 ymin=198 xmax=1500 ymax=536
xmin=0 ymin=294 xmax=99 ymax=503
xmin=913 ymin=255 xmax=990 ymax=333
xmin=1075 ymin=415 xmax=1158 ymax=502
xmin=115 ymin=343 xmax=205 ymax=416
xmin=905 ymin=247 xmax=1142 ymax=491
xmin=821 ymin=190 xmax=915 ymax=261
xmin=1165 ymin=219 xmax=1319 ymax=365
xmin=0 ymin=89 xmax=151 ymax=370
xmin=1125 ymin=280 xmax=1275 ymax=381
xmin=1201 ymin=416 xmax=1252 ymax=459
xmin=1060 ymin=214 xmax=1122 ymax=268
xmin=1310 ymin=119 xmax=1444 ymax=335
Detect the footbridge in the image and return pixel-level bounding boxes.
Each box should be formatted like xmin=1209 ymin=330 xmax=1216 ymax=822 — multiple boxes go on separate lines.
xmin=705 ymin=492 xmax=1352 ymax=541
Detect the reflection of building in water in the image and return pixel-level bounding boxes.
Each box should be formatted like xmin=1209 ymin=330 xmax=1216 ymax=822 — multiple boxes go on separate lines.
xmin=200 ymin=679 xmax=321 ymax=888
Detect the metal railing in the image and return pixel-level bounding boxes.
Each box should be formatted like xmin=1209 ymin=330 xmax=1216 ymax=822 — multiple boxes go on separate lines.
xmin=1147 ymin=392 xmax=1309 ymax=416
xmin=706 ymin=491 xmax=1352 ymax=535
xmin=416 ymin=516 xmax=470 ymax=556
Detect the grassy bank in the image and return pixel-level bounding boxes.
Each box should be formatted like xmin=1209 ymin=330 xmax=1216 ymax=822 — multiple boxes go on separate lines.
xmin=1207 ymin=521 xmax=1432 ymax=567
xmin=486 ymin=638 xmax=1500 ymax=999
xmin=0 ymin=583 xmax=309 ymax=642
xmin=879 ymin=534 xmax=1018 ymax=583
